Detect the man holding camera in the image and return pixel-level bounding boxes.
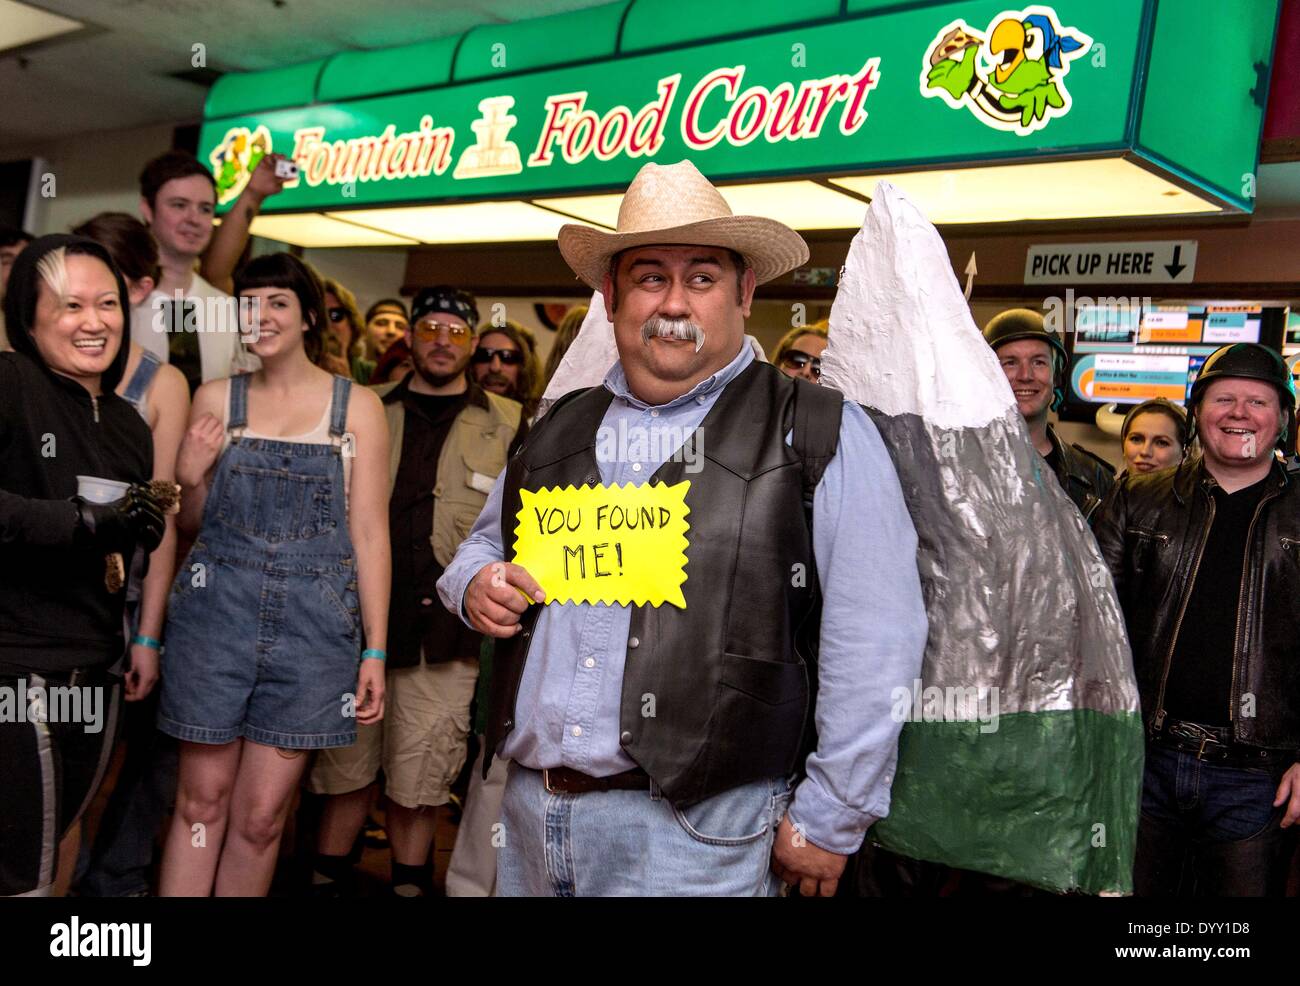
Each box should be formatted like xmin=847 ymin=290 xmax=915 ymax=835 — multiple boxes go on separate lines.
xmin=132 ymin=150 xmax=288 ymax=391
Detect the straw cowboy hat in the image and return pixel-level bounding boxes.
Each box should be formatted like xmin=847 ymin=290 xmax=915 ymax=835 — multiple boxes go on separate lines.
xmin=557 ymin=160 xmax=809 ymax=290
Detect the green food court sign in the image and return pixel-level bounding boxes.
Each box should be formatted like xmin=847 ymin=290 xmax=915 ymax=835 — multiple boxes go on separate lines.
xmin=198 ymin=0 xmax=1280 ymax=215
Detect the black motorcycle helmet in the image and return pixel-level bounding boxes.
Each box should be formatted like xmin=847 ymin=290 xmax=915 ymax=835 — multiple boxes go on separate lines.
xmin=1188 ymin=343 xmax=1296 ymax=453
xmin=983 ymin=308 xmax=1068 ymax=411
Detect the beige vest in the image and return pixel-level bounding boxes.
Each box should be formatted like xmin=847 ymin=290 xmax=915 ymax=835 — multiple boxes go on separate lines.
xmin=374 ymin=381 xmax=521 ymax=567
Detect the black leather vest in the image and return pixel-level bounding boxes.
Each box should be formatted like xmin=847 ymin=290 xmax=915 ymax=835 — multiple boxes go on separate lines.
xmin=486 ymin=360 xmax=842 ymax=805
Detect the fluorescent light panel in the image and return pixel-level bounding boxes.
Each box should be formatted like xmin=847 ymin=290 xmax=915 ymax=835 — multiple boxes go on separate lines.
xmin=832 ymin=159 xmax=1223 ymax=223
xmin=529 ymin=193 xmax=620 ymax=227
xmin=0 ymin=0 xmax=82 ymax=52
xmin=252 ymin=158 xmax=1226 ymax=248
xmin=248 ymin=213 xmax=417 ymax=247
xmin=542 ymin=161 xmax=1221 ymax=231
xmin=535 ymin=180 xmax=869 ymax=231
xmin=325 ymin=202 xmax=603 ymax=243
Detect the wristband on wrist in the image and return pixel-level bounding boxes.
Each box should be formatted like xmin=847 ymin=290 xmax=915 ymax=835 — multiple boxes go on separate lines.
xmin=132 ymin=635 xmax=162 ymax=651
xmin=361 ymin=648 xmax=386 ymax=663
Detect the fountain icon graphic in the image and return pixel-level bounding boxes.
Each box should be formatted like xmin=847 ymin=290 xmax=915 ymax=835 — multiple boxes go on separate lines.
xmin=454 ymin=96 xmax=524 ymax=178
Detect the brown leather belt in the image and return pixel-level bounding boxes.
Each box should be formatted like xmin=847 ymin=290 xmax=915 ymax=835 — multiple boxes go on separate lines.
xmin=540 ymin=766 xmax=652 ymax=795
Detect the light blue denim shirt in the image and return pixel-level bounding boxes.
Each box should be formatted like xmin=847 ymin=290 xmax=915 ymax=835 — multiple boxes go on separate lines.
xmin=438 ymin=341 xmax=927 ymax=853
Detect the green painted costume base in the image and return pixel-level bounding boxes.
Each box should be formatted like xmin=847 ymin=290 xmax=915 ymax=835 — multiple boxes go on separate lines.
xmin=873 ymin=709 xmax=1144 ymax=895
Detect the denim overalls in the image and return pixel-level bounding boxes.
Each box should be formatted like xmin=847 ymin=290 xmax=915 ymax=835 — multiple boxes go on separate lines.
xmin=158 ymin=374 xmax=362 ymax=749
xmin=120 ymin=350 xmax=162 ymax=416
xmin=120 ymin=350 xmax=162 ymax=634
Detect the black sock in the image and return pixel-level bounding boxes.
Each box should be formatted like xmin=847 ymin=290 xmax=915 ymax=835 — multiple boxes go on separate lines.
xmin=391 ymin=861 xmax=430 ymax=896
xmin=312 ymin=852 xmax=352 ymax=885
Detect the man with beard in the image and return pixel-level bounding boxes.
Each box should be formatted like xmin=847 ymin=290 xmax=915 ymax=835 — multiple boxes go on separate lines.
xmin=307 ymin=285 xmax=525 ymax=897
xmin=470 ymin=319 xmax=541 ymax=418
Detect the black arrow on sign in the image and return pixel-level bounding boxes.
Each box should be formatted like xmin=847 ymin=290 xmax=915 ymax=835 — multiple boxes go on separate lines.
xmin=1164 ymin=244 xmax=1187 ymax=279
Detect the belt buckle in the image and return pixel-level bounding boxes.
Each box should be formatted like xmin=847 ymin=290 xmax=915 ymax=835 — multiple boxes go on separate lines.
xmin=1187 ymin=726 xmax=1224 ymax=761
xmin=542 ymin=768 xmax=557 ymax=794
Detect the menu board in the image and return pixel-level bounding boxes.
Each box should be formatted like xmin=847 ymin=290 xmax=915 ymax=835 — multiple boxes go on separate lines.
xmin=1062 ymin=302 xmax=1286 ymax=417
xmin=1284 ymin=309 xmax=1300 ymax=356
xmin=1075 ymin=304 xmax=1264 ymax=351
xmin=1070 ymin=351 xmax=1208 ymax=405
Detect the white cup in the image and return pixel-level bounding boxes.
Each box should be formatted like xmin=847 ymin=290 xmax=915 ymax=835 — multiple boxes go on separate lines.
xmin=76 ymin=475 xmax=131 ymax=505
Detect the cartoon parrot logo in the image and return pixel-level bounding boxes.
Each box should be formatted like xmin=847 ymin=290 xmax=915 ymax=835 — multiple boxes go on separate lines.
xmin=208 ymin=125 xmax=274 ymax=205
xmin=920 ymin=7 xmax=1092 ymax=135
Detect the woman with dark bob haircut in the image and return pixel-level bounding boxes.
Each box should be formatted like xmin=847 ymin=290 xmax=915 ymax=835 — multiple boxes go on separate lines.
xmin=157 ymin=252 xmax=391 ymax=896
xmin=0 ymin=234 xmax=167 ymax=896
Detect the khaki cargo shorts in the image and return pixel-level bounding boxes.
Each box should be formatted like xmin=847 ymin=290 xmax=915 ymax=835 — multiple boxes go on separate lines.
xmin=307 ymin=656 xmax=479 ymax=809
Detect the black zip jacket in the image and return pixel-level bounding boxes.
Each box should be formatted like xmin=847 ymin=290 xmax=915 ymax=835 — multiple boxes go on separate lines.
xmin=1094 ymin=455 xmax=1300 ymax=753
xmin=1047 ymin=425 xmax=1115 ymax=522
xmin=0 ymin=235 xmax=152 ymax=674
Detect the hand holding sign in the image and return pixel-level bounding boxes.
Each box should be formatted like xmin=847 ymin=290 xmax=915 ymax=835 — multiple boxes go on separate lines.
xmin=465 ymin=561 xmax=547 ymax=638
xmin=513 ymin=482 xmax=691 ymax=608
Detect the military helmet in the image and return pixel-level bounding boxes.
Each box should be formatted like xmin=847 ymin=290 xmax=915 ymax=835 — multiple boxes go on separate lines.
xmin=982 ymin=308 xmax=1068 ymax=365
xmin=1189 ymin=343 xmax=1296 ymax=452
xmin=983 ymin=308 xmax=1068 ymax=411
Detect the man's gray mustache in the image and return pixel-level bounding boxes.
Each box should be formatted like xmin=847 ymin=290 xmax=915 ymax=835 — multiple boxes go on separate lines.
xmin=641 ymin=317 xmax=705 ymax=354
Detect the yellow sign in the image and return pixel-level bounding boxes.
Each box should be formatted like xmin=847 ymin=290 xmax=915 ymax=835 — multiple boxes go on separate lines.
xmin=512 ymin=482 xmax=690 ymax=608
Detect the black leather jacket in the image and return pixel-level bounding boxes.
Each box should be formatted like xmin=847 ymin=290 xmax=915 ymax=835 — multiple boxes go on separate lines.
xmin=1047 ymin=425 xmax=1114 ymax=522
xmin=1094 ymin=455 xmax=1300 ymax=752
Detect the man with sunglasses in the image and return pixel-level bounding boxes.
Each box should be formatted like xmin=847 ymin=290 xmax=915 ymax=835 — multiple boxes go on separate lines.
xmin=471 ymin=320 xmax=539 ymax=416
xmin=773 ymin=323 xmax=829 ymax=384
xmin=308 ymin=285 xmax=526 ymax=897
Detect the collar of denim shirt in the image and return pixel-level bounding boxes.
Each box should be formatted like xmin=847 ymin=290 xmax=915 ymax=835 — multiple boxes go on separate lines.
xmin=603 ymin=338 xmax=755 ymax=411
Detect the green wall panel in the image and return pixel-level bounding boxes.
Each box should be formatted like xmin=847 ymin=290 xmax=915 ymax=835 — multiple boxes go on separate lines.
xmin=1137 ymin=0 xmax=1280 ymax=210
xmin=318 ymin=37 xmax=460 ymax=103
xmin=452 ymin=2 xmax=629 ymax=81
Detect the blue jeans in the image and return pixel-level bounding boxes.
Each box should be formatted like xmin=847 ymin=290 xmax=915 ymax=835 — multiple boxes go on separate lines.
xmin=1134 ymin=742 xmax=1295 ymax=896
xmin=496 ymin=764 xmax=792 ymax=896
